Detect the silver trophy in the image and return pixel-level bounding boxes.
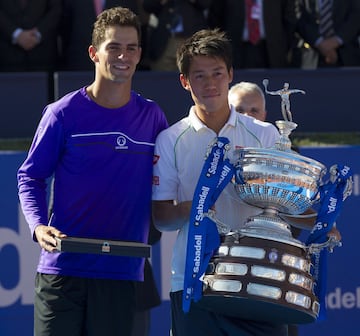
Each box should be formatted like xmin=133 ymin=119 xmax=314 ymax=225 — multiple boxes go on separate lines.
xmin=233 ymin=79 xmax=321 ymax=246
xmin=201 ymin=80 xmax=345 ymax=324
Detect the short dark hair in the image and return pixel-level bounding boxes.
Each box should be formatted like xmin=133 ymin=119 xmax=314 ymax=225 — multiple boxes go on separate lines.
xmin=176 ymin=29 xmax=233 ymax=77
xmin=92 ymin=7 xmax=141 ymax=48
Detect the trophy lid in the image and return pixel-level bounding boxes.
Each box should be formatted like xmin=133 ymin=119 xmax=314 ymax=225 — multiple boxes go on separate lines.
xmin=262 ymin=79 xmax=307 ymax=152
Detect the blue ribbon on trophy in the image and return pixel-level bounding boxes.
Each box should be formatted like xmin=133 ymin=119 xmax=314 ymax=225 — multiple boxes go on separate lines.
xmin=182 ymin=137 xmax=235 ymax=313
xmin=306 ymin=164 xmax=353 ymax=320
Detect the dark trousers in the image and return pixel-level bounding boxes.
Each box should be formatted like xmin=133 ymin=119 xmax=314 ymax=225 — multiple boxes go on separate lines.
xmin=34 ymin=273 xmax=136 ymax=336
xmin=131 ymin=310 xmax=151 ymax=336
xmin=170 ymin=291 xmax=288 ymax=336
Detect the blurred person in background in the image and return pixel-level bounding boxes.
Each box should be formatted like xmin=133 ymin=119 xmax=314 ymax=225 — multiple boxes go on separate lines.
xmin=60 ymin=0 xmax=151 ymax=70
xmin=0 ymin=0 xmax=62 ymax=101
xmin=228 ymin=81 xmax=267 ymax=121
xmin=143 ymin=0 xmax=211 ymax=71
xmin=292 ymin=0 xmax=360 ymax=68
xmin=0 ymin=0 xmax=62 ymax=72
xmin=208 ymin=0 xmax=297 ymax=69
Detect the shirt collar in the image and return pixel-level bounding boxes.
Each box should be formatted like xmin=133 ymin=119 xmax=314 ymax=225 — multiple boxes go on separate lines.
xmin=189 ymin=105 xmax=237 ymax=132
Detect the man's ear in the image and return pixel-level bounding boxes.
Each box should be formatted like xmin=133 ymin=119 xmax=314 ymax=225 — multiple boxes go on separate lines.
xmin=88 ymin=45 xmax=98 ymax=63
xmin=228 ymin=67 xmax=234 ymax=84
xmin=179 ymin=73 xmax=190 ymax=91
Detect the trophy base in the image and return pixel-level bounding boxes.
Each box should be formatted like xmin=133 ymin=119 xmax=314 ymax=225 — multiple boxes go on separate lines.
xmin=202 ymin=235 xmax=319 ymax=324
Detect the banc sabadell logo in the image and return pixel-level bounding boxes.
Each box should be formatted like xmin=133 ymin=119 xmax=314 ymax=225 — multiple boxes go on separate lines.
xmin=0 ymin=205 xmax=39 ymax=308
xmin=326 ymin=287 xmax=360 ymax=310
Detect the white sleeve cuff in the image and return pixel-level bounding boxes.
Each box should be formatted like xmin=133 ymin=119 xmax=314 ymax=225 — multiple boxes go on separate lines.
xmin=12 ymin=28 xmax=23 ymax=44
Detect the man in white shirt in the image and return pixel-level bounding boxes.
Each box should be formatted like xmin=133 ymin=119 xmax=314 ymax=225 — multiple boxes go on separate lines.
xmin=152 ymin=28 xmax=287 ymax=336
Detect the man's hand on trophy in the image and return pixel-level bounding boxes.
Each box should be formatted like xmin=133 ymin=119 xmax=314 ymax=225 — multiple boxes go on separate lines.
xmin=327 ymin=224 xmax=341 ymax=242
xmin=326 ymin=225 xmax=342 ymax=253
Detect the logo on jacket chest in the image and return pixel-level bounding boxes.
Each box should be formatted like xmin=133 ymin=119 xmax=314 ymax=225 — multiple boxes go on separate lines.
xmin=116 ymin=136 xmax=128 ymax=149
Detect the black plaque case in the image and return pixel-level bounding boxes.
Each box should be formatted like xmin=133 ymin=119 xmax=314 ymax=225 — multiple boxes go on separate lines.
xmin=55 ymin=236 xmax=151 ymax=258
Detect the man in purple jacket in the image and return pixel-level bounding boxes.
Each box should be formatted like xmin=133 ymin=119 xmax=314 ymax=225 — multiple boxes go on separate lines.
xmin=17 ymin=7 xmax=168 ymax=336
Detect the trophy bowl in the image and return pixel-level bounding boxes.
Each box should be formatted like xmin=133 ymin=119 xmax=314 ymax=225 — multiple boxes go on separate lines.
xmin=230 ymin=119 xmax=327 ymax=246
xmin=234 ymin=145 xmax=326 ymax=216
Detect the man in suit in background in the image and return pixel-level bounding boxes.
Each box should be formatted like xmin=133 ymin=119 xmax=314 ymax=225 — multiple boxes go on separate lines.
xmin=292 ymin=0 xmax=360 ymax=68
xmin=208 ymin=0 xmax=297 ymax=69
xmin=143 ymin=0 xmax=211 ymax=71
xmin=0 ymin=0 xmax=62 ymax=72
xmin=60 ymin=0 xmax=150 ymax=70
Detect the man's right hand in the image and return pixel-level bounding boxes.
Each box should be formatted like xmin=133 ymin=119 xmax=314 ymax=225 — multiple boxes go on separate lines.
xmin=34 ymin=225 xmax=66 ymax=252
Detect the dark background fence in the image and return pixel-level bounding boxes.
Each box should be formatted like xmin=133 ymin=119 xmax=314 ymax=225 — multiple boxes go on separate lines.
xmin=1 ymin=68 xmax=359 ymax=138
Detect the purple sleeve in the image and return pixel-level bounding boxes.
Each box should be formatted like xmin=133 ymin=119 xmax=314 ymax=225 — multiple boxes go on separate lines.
xmin=17 ymin=106 xmax=64 ymax=240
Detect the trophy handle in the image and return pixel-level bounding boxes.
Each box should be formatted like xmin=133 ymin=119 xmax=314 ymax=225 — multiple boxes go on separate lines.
xmin=307 ymin=236 xmax=342 ymax=255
